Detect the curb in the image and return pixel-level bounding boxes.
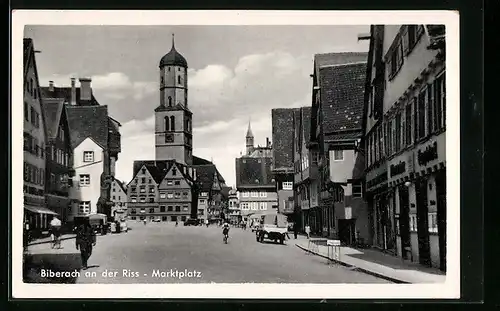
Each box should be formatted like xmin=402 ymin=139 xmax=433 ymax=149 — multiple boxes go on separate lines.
xmin=28 ymin=235 xmax=76 ymax=246
xmin=295 ymin=244 xmax=410 ymax=284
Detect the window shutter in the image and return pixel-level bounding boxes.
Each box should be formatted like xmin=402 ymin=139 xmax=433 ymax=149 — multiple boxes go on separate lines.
xmin=402 ymin=26 xmax=410 ymax=55
xmin=386 ymin=57 xmax=393 ymax=80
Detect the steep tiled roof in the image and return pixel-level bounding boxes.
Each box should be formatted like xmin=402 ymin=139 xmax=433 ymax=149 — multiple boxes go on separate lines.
xmin=193 ymin=164 xmax=225 ymax=191
xmin=193 ymin=156 xmax=212 ymax=165
xmin=314 ymin=52 xmax=368 ymax=70
xmin=40 ymin=99 xmax=64 ymax=141
xmin=272 ymin=108 xmax=298 ymax=171
xmin=113 ymin=178 xmax=127 ymax=193
xmin=301 ymin=107 xmax=312 ymax=144
xmin=132 ymin=160 xmax=194 ymax=185
xmin=319 ymin=62 xmax=367 ymax=135
xmin=235 ymin=157 xmax=274 ymax=188
xmin=324 ymin=131 xmax=363 ymax=142
xmin=65 ymin=105 xmax=109 ymax=150
xmin=108 ymin=117 xmax=121 ymax=153
xmin=40 ymin=86 xmax=100 ymax=106
xmin=220 ymin=186 xmax=231 ymax=200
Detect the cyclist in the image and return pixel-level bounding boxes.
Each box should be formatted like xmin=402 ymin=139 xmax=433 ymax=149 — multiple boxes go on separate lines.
xmin=222 ymin=221 xmax=230 ymax=243
xmin=49 ymin=216 xmax=62 ymax=248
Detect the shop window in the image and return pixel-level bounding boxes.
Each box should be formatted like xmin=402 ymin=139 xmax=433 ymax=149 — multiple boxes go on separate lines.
xmin=428 ymin=212 xmax=438 ymax=233
xmin=409 ymin=214 xmax=418 ymax=232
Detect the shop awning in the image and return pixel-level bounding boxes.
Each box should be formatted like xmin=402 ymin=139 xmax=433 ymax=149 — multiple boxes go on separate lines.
xmin=24 ymin=205 xmax=59 ymax=215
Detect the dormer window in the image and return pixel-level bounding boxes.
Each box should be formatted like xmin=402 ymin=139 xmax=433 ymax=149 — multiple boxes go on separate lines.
xmin=141 ymin=168 xmax=146 ymax=174
xmin=178 ymin=76 xmax=181 ymax=84
xmin=172 ymin=168 xmax=177 ymax=176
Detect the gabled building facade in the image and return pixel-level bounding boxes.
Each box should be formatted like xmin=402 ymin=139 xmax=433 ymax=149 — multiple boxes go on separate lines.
xmin=111 ymin=178 xmax=128 ymax=220
xmin=41 ymin=97 xmax=74 ymax=224
xmin=293 ymin=107 xmax=320 ymax=232
xmin=193 ymin=164 xmax=226 ymax=221
xmin=128 ymin=161 xmax=195 ymax=222
xmin=309 ymin=52 xmax=368 ymax=239
xmin=23 ymin=38 xmax=54 ymax=235
xmin=41 ymin=77 xmax=122 ymax=223
xmin=362 ymin=25 xmax=446 ymax=270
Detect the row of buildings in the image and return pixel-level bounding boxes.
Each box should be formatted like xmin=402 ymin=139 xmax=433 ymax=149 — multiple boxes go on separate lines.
xmin=125 ymin=36 xmax=232 ymax=223
xmin=23 ymin=38 xmax=124 ymax=237
xmin=232 ymin=24 xmax=446 ymax=272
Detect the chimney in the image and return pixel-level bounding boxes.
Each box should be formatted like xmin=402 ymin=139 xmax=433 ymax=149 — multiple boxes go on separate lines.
xmin=266 ymin=137 xmax=270 ymax=148
xmin=48 ymin=81 xmax=54 ymax=92
xmin=70 ymin=78 xmax=76 ymax=105
xmin=79 ymin=77 xmax=92 ymax=101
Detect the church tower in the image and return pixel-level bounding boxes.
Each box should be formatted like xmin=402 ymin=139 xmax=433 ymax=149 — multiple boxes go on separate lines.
xmin=155 ymin=34 xmax=193 ymax=165
xmin=246 ymin=120 xmax=254 ymax=156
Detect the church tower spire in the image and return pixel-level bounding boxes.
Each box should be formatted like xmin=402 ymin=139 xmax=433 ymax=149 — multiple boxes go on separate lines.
xmin=246 ymin=119 xmax=254 ymax=156
xmin=155 ymin=35 xmax=192 ymax=165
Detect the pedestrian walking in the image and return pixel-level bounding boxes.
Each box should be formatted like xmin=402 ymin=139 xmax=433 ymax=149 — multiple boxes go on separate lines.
xmin=305 ymin=224 xmax=311 ymax=239
xmin=293 ymin=222 xmax=298 ymax=239
xmin=75 ymin=221 xmax=96 ymax=270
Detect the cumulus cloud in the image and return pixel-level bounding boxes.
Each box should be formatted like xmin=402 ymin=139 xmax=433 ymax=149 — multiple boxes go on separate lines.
xmin=49 ymin=51 xmax=315 ymax=186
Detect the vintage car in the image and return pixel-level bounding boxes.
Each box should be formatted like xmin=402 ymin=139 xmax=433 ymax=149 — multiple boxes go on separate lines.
xmin=255 ymin=213 xmax=288 ymax=244
xmin=184 ymin=218 xmax=201 ymax=226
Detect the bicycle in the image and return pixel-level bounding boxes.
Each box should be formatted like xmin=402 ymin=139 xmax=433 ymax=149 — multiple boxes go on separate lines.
xmin=223 ymin=233 xmax=229 ymax=244
xmin=51 ymin=233 xmax=61 ymax=249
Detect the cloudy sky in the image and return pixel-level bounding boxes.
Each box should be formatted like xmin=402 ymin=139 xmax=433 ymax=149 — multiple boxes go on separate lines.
xmin=24 ymin=25 xmax=369 ymax=187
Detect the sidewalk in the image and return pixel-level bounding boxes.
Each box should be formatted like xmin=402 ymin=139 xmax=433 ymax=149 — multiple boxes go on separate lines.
xmin=294 ymin=235 xmax=446 ymax=284
xmin=28 ymin=233 xmax=76 ymax=246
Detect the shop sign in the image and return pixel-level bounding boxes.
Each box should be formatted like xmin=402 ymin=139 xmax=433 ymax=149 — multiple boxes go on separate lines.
xmin=366 ymin=167 xmax=388 ymax=191
xmin=414 ymin=134 xmax=446 ymax=172
xmin=417 ymin=141 xmax=438 ymax=166
xmin=389 ymin=161 xmax=406 ymax=177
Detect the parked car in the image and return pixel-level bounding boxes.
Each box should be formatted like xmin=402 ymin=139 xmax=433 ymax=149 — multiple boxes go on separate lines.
xmin=256 ymin=213 xmax=288 ymax=244
xmin=152 ymin=218 xmax=161 ymax=223
xmin=184 ymin=218 xmax=201 ymax=226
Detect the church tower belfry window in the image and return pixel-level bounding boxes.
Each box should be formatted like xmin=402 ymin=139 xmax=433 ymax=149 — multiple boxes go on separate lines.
xmin=170 ymin=116 xmax=175 ymax=131
xmin=164 ymin=116 xmax=169 ymax=132
xmin=178 ymin=75 xmax=181 ymax=85
xmin=168 ymin=96 xmax=172 ymax=107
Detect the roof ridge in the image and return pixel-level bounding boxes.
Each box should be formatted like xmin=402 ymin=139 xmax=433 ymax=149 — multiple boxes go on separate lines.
xmin=319 ymin=61 xmax=368 ymax=69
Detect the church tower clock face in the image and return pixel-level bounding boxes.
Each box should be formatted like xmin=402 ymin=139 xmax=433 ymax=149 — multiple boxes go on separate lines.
xmin=154 ymin=34 xmax=193 ymax=165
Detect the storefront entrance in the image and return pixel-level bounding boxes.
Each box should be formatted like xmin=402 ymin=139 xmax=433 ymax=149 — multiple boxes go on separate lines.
xmin=435 ymin=170 xmax=447 ymax=271
xmin=398 ymin=186 xmax=412 ymax=259
xmin=338 ymin=219 xmax=356 ymax=246
xmin=416 ymin=178 xmax=431 ymax=267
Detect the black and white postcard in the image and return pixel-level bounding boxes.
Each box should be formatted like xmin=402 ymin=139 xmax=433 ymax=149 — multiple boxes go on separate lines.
xmin=12 ymin=10 xmax=459 ymax=299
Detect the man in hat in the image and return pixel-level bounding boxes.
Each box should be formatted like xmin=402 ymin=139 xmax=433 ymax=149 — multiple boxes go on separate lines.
xmin=75 ymin=220 xmax=96 ymax=270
